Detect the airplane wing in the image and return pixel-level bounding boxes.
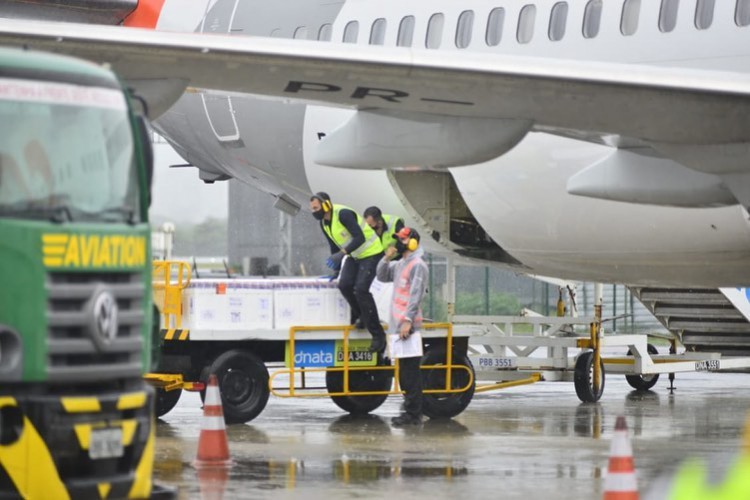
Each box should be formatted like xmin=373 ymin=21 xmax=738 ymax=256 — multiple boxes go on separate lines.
xmin=0 ymin=19 xmax=748 ymax=204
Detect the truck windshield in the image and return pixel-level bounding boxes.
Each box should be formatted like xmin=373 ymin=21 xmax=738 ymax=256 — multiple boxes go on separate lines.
xmin=0 ymin=77 xmax=138 ymax=223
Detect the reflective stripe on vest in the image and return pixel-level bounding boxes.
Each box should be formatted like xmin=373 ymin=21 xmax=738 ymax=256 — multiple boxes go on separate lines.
xmin=323 ymin=204 xmax=383 ymax=259
xmin=393 ymin=259 xmax=423 ymax=323
xmin=380 ymin=214 xmax=403 ymax=249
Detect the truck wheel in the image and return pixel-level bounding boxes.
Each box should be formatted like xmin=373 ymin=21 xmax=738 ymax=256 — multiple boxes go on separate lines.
xmin=155 ymin=388 xmax=181 ymax=418
xmin=326 ymin=358 xmax=393 ymax=415
xmin=574 ymin=351 xmax=605 ymax=403
xmin=206 ymin=350 xmax=270 ymax=424
xmin=625 ymin=344 xmax=660 ymax=391
xmin=421 ymin=347 xmax=476 ymax=419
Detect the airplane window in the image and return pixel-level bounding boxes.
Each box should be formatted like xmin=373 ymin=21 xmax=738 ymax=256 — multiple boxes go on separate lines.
xmin=694 ymin=0 xmax=714 ymax=29
xmin=517 ymin=4 xmax=536 ymax=44
xmin=621 ymin=0 xmax=641 ymax=36
xmin=270 ymin=28 xmax=281 ymax=37
xmin=397 ymin=16 xmax=415 ymax=47
xmin=659 ymin=0 xmax=679 ymax=33
xmin=486 ymin=7 xmax=505 ymax=46
xmin=736 ymin=0 xmax=750 ymax=26
xmin=293 ymin=26 xmax=308 ymax=39
xmin=343 ymin=21 xmax=359 ymax=43
xmin=583 ymin=0 xmax=602 ymax=38
xmin=318 ymin=24 xmax=332 ymax=41
xmin=549 ymin=2 xmax=569 ymax=41
xmin=456 ymin=10 xmax=475 ymax=48
xmin=370 ymin=18 xmax=387 ymax=45
xmin=426 ymin=13 xmax=445 ymax=49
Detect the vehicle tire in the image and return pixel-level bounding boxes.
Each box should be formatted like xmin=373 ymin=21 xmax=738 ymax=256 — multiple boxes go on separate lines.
xmin=205 ymin=349 xmax=270 ymax=424
xmin=155 ymin=387 xmax=182 ymax=418
xmin=574 ymin=351 xmax=605 ymax=403
xmin=326 ymin=357 xmax=393 ymax=415
xmin=625 ymin=343 xmax=660 ymax=391
xmin=421 ymin=347 xmax=476 ymax=419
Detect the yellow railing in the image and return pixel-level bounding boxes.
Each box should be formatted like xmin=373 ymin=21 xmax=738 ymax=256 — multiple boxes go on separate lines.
xmin=152 ymin=260 xmax=191 ymax=329
xmin=269 ymin=323 xmax=474 ymax=398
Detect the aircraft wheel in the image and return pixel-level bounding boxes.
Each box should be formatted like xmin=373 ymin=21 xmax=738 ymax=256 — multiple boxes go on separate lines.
xmin=205 ymin=349 xmax=270 ymax=424
xmin=574 ymin=351 xmax=605 ymax=403
xmin=155 ymin=387 xmax=182 ymax=418
xmin=421 ymin=347 xmax=476 ymax=419
xmin=625 ymin=343 xmax=660 ymax=391
xmin=326 ymin=356 xmax=393 ymax=415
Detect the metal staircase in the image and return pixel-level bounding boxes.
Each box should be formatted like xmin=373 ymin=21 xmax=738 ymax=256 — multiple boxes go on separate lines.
xmin=630 ymin=287 xmax=750 ymax=356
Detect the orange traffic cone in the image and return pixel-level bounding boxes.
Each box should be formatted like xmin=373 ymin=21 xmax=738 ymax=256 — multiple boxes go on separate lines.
xmin=603 ymin=416 xmax=638 ymax=500
xmin=194 ymin=374 xmax=232 ymax=468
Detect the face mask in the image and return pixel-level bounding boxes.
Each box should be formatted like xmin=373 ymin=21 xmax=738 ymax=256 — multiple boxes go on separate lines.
xmin=312 ymin=209 xmax=325 ymax=220
xmin=395 ymin=240 xmax=408 ymax=253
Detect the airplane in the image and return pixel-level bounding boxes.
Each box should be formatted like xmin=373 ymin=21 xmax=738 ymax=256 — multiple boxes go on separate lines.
xmin=0 ymin=0 xmax=749 ymax=290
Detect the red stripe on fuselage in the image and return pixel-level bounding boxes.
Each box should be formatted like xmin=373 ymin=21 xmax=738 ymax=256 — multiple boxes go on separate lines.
xmin=123 ymin=0 xmax=166 ymax=28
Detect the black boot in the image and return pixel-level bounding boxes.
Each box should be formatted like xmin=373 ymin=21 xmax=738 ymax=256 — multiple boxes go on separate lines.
xmin=391 ymin=413 xmax=422 ymax=427
xmin=368 ymin=335 xmax=386 ymax=353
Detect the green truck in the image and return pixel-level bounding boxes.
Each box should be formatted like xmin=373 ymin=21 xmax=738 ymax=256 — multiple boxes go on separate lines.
xmin=0 ymin=48 xmax=164 ymax=498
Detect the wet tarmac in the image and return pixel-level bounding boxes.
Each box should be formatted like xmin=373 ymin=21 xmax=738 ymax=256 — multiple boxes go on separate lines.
xmin=153 ymin=371 xmax=750 ymax=499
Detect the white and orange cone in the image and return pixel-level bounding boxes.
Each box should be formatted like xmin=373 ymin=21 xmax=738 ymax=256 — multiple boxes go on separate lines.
xmin=603 ymin=416 xmax=638 ymax=500
xmin=194 ymin=374 xmax=232 ymax=468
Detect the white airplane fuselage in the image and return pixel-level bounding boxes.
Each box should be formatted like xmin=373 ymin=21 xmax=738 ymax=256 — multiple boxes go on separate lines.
xmin=142 ymin=0 xmax=750 ymax=286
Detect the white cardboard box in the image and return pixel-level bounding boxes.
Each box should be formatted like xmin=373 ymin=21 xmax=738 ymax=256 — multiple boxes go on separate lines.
xmin=178 ymin=277 xmax=393 ymax=331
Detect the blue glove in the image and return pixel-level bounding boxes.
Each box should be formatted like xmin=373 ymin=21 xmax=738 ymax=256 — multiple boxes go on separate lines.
xmin=326 ymin=251 xmax=344 ymax=271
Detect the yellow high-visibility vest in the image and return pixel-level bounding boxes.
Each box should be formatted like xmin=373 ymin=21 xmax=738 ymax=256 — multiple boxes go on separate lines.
xmin=323 ymin=204 xmax=383 ymax=259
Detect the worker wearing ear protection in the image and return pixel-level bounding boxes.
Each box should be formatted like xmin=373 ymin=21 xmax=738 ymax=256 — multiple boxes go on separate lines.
xmin=376 ymin=227 xmax=428 ymax=426
xmin=363 ymin=206 xmax=405 ymax=253
xmin=309 ymin=192 xmax=387 ymax=353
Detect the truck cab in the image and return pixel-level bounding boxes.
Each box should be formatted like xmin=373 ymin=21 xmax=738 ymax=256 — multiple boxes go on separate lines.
xmin=0 ymin=47 xmax=159 ymax=499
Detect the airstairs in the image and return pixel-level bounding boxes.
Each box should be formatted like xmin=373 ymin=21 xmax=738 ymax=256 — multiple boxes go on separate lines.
xmin=630 ymin=287 xmax=750 ymax=356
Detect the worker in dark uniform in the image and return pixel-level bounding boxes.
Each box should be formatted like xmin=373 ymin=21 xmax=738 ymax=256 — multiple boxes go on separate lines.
xmin=310 ymin=192 xmax=386 ymax=353
xmin=376 ymin=227 xmax=428 ymax=426
xmin=363 ymin=206 xmax=405 ymax=256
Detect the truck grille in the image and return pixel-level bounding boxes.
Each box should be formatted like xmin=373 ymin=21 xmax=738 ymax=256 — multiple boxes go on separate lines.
xmin=46 ymin=272 xmax=145 ymax=382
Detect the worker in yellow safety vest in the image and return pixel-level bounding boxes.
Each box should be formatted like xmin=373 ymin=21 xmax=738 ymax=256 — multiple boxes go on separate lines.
xmin=364 ymin=206 xmax=405 ymax=257
xmin=310 ymin=192 xmax=386 ymax=353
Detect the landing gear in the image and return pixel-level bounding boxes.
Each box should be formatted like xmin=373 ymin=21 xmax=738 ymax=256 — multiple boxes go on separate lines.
xmin=574 ymin=351 xmax=605 ymax=403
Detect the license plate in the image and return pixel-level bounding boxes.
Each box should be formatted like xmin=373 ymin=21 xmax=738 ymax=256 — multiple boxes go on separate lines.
xmin=89 ymin=428 xmax=123 ymax=460
xmin=477 ymin=356 xmax=516 ymax=370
